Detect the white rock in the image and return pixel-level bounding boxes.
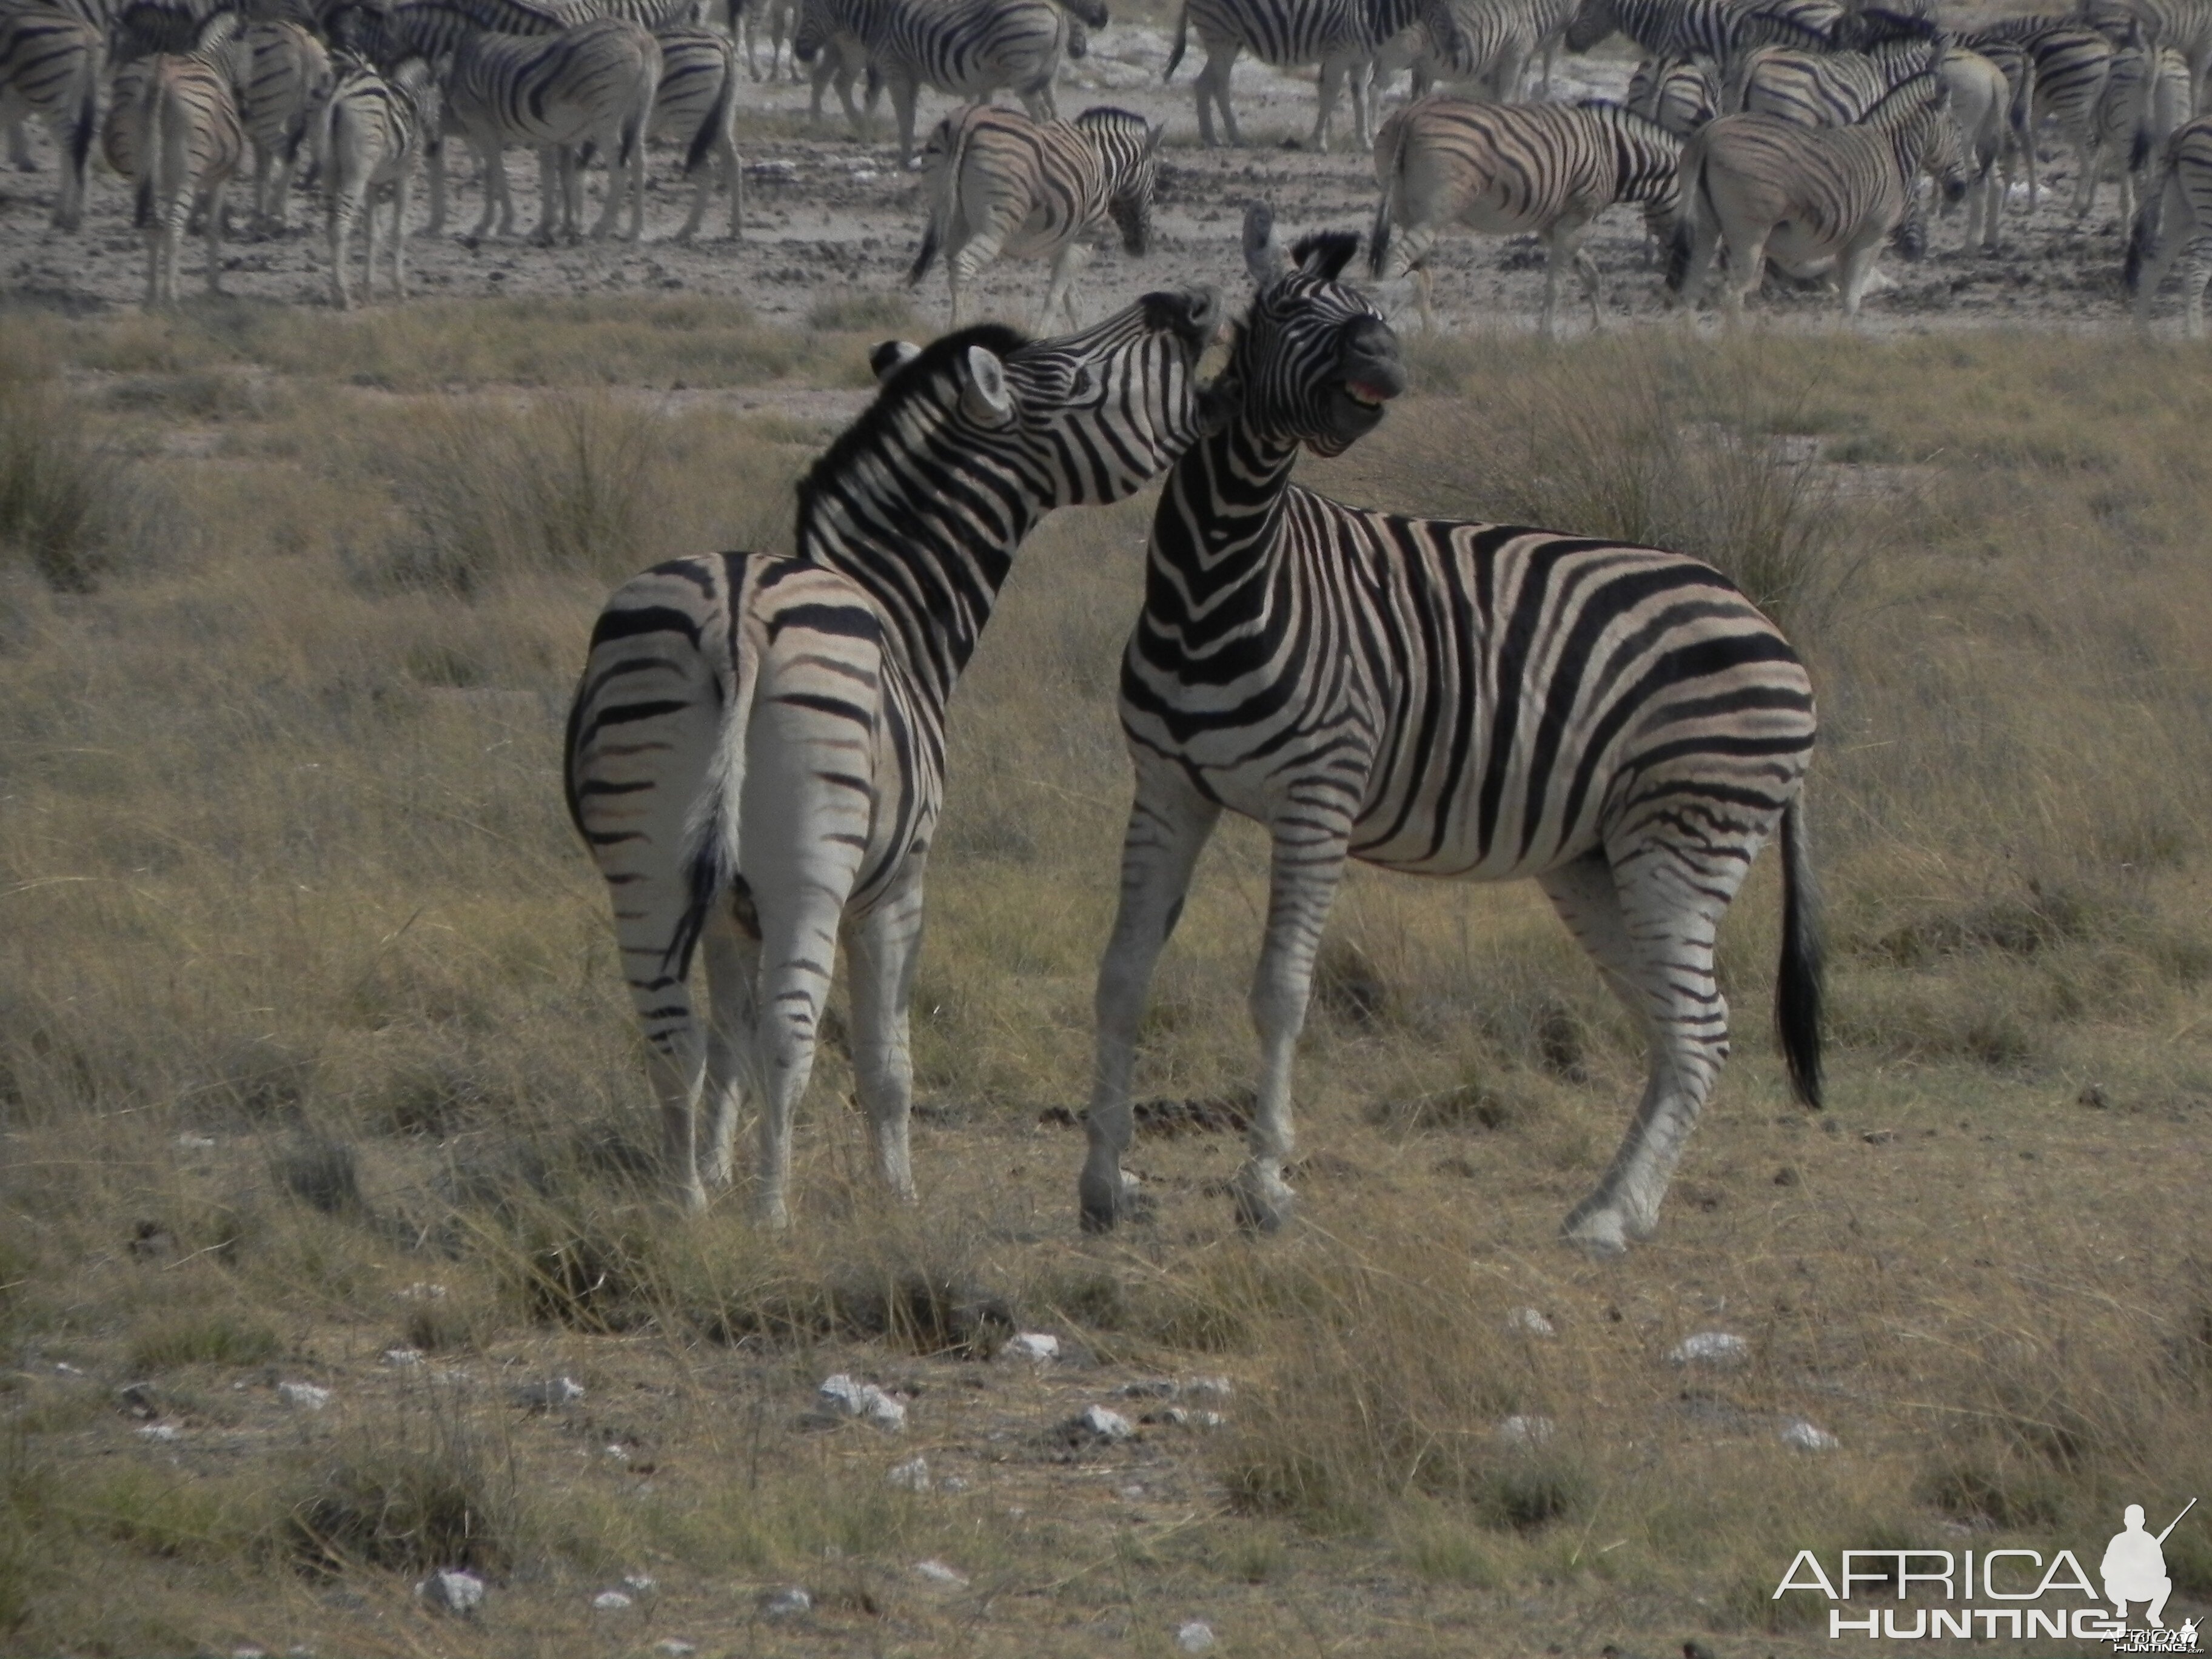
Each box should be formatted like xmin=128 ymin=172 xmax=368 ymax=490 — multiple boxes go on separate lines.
xmin=759 ymin=1586 xmax=811 ymax=1618
xmin=603 ymin=1443 xmax=631 ymax=1464
xmin=1005 ymin=1332 xmax=1060 ymax=1362
xmin=1495 ymin=1414 xmax=1556 ymax=1448
xmin=1184 ymin=1375 xmax=1233 ymax=1400
xmin=232 ymin=1646 xmax=268 ymax=1657
xmin=941 ymin=1475 xmax=971 ymax=1493
xmin=396 ymin=1282 xmax=448 ymax=1301
xmin=886 ymin=1455 xmax=931 ymax=1491
xmin=623 ymin=1574 xmax=656 ymax=1593
xmin=382 ymin=1348 xmax=424 ymax=1367
xmin=592 ymin=1590 xmax=633 ymax=1611
xmin=178 ymin=1134 xmax=218 ymax=1150
xmin=914 ymin=1558 xmax=968 ymax=1586
xmin=1668 ymin=1331 xmax=1751 ymax=1369
xmin=1504 ymin=1307 xmax=1556 ymax=1338
xmin=278 ymin=1381 xmax=332 ymax=1410
xmin=1780 ymin=1418 xmax=1840 ymax=1452
xmin=1077 ymin=1404 xmax=1134 ymax=1441
xmin=509 ymin=1376 xmax=586 ymax=1409
xmin=1177 ymin=1620 xmax=1219 ymax=1653
xmin=53 ymin=1361 xmax=85 ymax=1378
xmin=654 ymin=1643 xmax=696 ymax=1658
xmin=137 ymin=1423 xmax=181 ymax=1442
xmin=417 ymin=1569 xmax=486 ymax=1615
xmin=817 ymin=1373 xmax=907 ymax=1431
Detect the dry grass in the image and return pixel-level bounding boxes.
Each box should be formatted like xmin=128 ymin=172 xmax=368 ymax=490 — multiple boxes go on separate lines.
xmin=0 ymin=309 xmax=2208 ymax=1656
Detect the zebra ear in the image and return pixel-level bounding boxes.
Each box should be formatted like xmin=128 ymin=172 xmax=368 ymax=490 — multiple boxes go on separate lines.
xmin=869 ymin=340 xmax=922 ymax=383
xmin=1243 ymin=203 xmax=1289 ymax=285
xmin=960 ymin=344 xmax=1017 ymax=426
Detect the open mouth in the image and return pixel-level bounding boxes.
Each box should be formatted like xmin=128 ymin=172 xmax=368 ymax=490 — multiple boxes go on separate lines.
xmin=1344 ymin=380 xmax=1395 ymax=410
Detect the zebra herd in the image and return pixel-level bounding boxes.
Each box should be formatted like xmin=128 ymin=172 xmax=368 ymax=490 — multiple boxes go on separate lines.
xmin=571 ymin=206 xmax=1823 ymax=1252
xmin=2 ymin=0 xmax=2210 ymax=324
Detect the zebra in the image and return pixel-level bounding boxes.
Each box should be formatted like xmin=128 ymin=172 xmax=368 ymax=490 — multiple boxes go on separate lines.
xmin=1078 ymin=206 xmax=1820 ymax=1253
xmin=1562 ymin=0 xmax=1838 ymax=65
xmin=443 ymin=16 xmax=660 ymax=242
xmin=1667 ymin=71 xmax=1969 ymax=315
xmin=1943 ymin=45 xmax=2014 ymax=250
xmin=908 ymin=101 xmax=1162 ymax=327
xmin=791 ymin=0 xmax=1103 ymax=167
xmin=1626 ymin=50 xmax=1718 ymax=135
xmin=649 ymin=22 xmax=742 ymax=240
xmin=236 ymin=18 xmax=332 ymax=228
xmin=1723 ymin=36 xmax=1942 ymax=124
xmin=2119 ymin=0 xmax=2211 ymax=115
xmin=564 ymin=289 xmax=1225 ymax=1221
xmin=132 ymin=32 xmax=246 ymax=302
xmin=315 ymin=51 xmax=429 ymax=305
xmin=1369 ymin=0 xmax=1580 ymax=104
xmin=1957 ymin=18 xmax=2113 ymax=212
xmin=2079 ymin=35 xmax=2189 ymax=218
xmin=1369 ymin=96 xmax=1683 ymax=333
xmin=2126 ymin=113 xmax=2212 ymax=330
xmin=0 ymin=4 xmax=101 ymax=228
xmin=1164 ymin=0 xmax=1469 ymax=153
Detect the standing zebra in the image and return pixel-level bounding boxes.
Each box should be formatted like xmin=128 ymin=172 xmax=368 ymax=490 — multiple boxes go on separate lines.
xmin=0 ymin=3 xmax=101 ymax=229
xmin=236 ymin=18 xmax=332 ymax=228
xmin=1626 ymin=50 xmax=1718 ymax=134
xmin=649 ymin=22 xmax=742 ymax=240
xmin=566 ymin=290 xmax=1225 ymax=1221
xmin=1563 ymin=0 xmax=1838 ymax=65
xmin=1723 ymin=36 xmax=1940 ymax=125
xmin=792 ymin=0 xmax=1103 ymax=167
xmin=317 ymin=52 xmax=429 ymax=306
xmin=2127 ymin=113 xmax=2212 ymax=330
xmin=133 ymin=31 xmax=246 ymax=302
xmin=1370 ymin=0 xmax=1580 ymax=103
xmin=1942 ymin=45 xmax=2014 ymax=251
xmin=1369 ymin=96 xmax=1683 ymax=333
xmin=2121 ymin=0 xmax=2211 ymax=115
xmin=908 ymin=102 xmax=1162 ymax=327
xmin=1957 ymin=18 xmax=2113 ymax=212
xmin=2079 ymin=36 xmax=2189 ymax=219
xmin=1667 ymin=72 xmax=1968 ymax=315
xmin=1078 ymin=208 xmax=1820 ymax=1253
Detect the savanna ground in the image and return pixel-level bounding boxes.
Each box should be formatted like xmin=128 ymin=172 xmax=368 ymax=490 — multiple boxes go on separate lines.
xmin=2 ymin=292 xmax=2212 ymax=1659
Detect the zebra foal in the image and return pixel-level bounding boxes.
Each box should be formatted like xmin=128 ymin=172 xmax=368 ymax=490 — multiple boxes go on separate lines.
xmin=0 ymin=4 xmax=101 ymax=229
xmin=1370 ymin=95 xmax=1682 ymax=333
xmin=317 ymin=53 xmax=429 ymax=306
xmin=908 ymin=102 xmax=1161 ymax=327
xmin=2127 ymin=113 xmax=2212 ymax=331
xmin=566 ymin=290 xmax=1225 ymax=1221
xmin=1668 ymin=72 xmax=1968 ymax=316
xmin=1079 ymin=207 xmax=1821 ymax=1253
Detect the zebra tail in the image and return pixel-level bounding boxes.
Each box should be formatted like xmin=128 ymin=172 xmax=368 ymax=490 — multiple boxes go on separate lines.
xmin=68 ymin=39 xmax=102 ymax=179
xmin=2123 ymin=163 xmax=2164 ymax=290
xmin=1164 ymin=0 xmax=1187 ymax=81
xmin=1663 ymin=143 xmax=1703 ymax=292
xmin=1369 ymin=115 xmax=1407 ymax=276
xmin=683 ymin=53 xmax=736 ymax=175
xmin=1776 ymin=797 xmax=1824 ymax=1109
xmin=907 ymin=113 xmax=965 ymax=284
xmin=2129 ymin=117 xmax=2154 ymax=175
xmin=669 ymin=638 xmax=760 ymax=980
xmin=133 ymin=67 xmax=166 ymax=230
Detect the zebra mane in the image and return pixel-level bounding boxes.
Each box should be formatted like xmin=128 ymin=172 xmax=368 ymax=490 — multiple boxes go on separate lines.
xmin=1286 ymin=230 xmax=1360 ymax=281
xmin=794 ymin=323 xmax=1033 ymax=535
xmin=1858 ymin=65 xmax=1946 ymax=124
xmin=1072 ymin=103 xmax=1148 ymax=127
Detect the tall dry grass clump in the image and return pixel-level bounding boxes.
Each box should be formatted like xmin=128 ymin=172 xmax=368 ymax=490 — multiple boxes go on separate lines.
xmin=0 ymin=358 xmax=165 ymax=594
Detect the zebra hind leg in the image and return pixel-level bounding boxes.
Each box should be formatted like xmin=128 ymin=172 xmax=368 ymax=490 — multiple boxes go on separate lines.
xmin=843 ymin=874 xmax=925 ymax=1203
xmin=698 ymin=905 xmax=762 ymax=1191
xmin=1037 ymin=240 xmax=1090 ymax=332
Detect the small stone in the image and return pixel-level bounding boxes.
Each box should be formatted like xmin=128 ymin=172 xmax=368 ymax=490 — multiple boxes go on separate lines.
xmin=2078 ymin=1083 xmax=2110 ymax=1110
xmin=914 ymin=1558 xmax=968 ymax=1586
xmin=1668 ymin=1332 xmax=1750 ymax=1369
xmin=623 ymin=1574 xmax=656 ymax=1593
xmin=886 ymin=1455 xmax=931 ymax=1491
xmin=655 ymin=1643 xmax=696 ymax=1657
xmin=1504 ymin=1307 xmax=1556 ymax=1338
xmin=941 ymin=1475 xmax=971 ymax=1493
xmin=1119 ymin=1378 xmax=1178 ymax=1399
xmin=417 ymin=1569 xmax=485 ymax=1615
xmin=382 ymin=1347 xmax=424 ymax=1367
xmin=117 ymin=1381 xmax=159 ymax=1418
xmin=278 ymin=1381 xmax=332 ymax=1411
xmin=136 ymin=1423 xmax=181 ymax=1443
xmin=1177 ymin=1620 xmax=1219 ymax=1653
xmin=592 ymin=1590 xmax=633 ymax=1611
xmin=759 ymin=1586 xmax=811 ymax=1618
xmin=1495 ymin=1414 xmax=1556 ymax=1447
xmin=232 ymin=1646 xmax=269 ymax=1657
xmin=396 ymin=1282 xmax=448 ymax=1301
xmin=1862 ymin=1128 xmax=1896 ymax=1145
xmin=1774 ymin=1165 xmax=1800 ymax=1187
xmin=1184 ymin=1375 xmax=1233 ymax=1400
xmin=817 ymin=1373 xmax=907 ymax=1431
xmin=603 ymin=1443 xmax=631 ymax=1464
xmin=1119 ymin=1483 xmax=1147 ymax=1499
xmin=53 ymin=1361 xmax=86 ymax=1379
xmin=178 ymin=1134 xmax=218 ymax=1150
xmin=509 ymin=1376 xmax=586 ymax=1409
xmin=1004 ymin=1332 xmax=1060 ymax=1362
xmin=1780 ymin=1418 xmax=1839 ymax=1452
xmin=1068 ymin=1404 xmax=1134 ymax=1443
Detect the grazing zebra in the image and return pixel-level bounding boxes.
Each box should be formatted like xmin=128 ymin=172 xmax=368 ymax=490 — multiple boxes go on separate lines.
xmin=1369 ymin=96 xmax=1682 ymax=332
xmin=908 ymin=102 xmax=1162 ymax=327
xmin=0 ymin=4 xmax=101 ymax=229
xmin=565 ymin=289 xmax=1224 ymax=1220
xmin=1667 ymin=72 xmax=1968 ymax=315
xmin=792 ymin=0 xmax=1102 ymax=166
xmin=1723 ymin=36 xmax=1940 ymax=124
xmin=1563 ymin=0 xmax=1838 ymax=64
xmin=316 ymin=52 xmax=430 ymax=306
xmin=236 ymin=19 xmax=332 ymax=228
xmin=2127 ymin=113 xmax=2212 ymax=330
xmin=2079 ymin=35 xmax=2188 ymax=218
xmin=1371 ymin=0 xmax=1580 ymax=104
xmin=1078 ymin=207 xmax=1820 ymax=1253
xmin=1164 ymin=0 xmax=1467 ymax=153
xmin=1627 ymin=50 xmax=1718 ymax=134
xmin=133 ymin=36 xmax=246 ymax=302
xmin=444 ymin=16 xmax=660 ymax=242
xmin=649 ymin=22 xmax=742 ymax=240
xmin=2120 ymin=0 xmax=2211 ymax=115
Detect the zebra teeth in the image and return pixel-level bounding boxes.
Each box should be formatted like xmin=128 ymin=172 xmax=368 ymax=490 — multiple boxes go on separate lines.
xmin=1344 ymin=382 xmax=1392 ymax=408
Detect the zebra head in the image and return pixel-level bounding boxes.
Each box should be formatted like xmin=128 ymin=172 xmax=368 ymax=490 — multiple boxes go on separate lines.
xmin=1230 ymin=204 xmax=1404 ymax=458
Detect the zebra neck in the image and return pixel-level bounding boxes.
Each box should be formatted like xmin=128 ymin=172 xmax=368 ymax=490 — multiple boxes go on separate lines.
xmin=1148 ymin=421 xmax=1302 ymax=598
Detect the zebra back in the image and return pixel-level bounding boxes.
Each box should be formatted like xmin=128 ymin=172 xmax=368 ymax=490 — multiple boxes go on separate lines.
xmin=1627 ymin=50 xmax=1717 ymax=133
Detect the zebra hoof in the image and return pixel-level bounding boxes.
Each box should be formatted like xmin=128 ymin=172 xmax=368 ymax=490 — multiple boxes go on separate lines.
xmin=1231 ymin=1167 xmax=1296 ymax=1234
xmin=1078 ymin=1166 xmax=1147 ymax=1233
xmin=1560 ymin=1193 xmax=1649 ymax=1257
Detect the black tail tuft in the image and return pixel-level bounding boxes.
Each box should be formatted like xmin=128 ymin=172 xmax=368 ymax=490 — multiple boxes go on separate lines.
xmin=1663 ymin=209 xmax=1693 ymax=292
xmin=683 ymin=61 xmax=733 ymax=177
xmin=1777 ymin=799 xmax=1824 ymax=1109
xmin=667 ymin=803 xmax=726 ymax=980
xmin=907 ymin=217 xmax=939 ymax=284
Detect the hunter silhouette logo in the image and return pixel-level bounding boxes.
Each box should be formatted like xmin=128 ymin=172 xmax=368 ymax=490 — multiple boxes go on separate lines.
xmin=2105 ymin=1501 xmax=2193 ymax=1629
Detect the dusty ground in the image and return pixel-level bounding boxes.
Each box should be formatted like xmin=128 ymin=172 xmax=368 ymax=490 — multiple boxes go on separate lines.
xmin=0 ymin=27 xmax=2173 ymax=337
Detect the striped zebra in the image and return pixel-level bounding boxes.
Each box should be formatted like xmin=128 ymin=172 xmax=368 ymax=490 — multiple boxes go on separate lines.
xmin=2079 ymin=35 xmax=2188 ymax=218
xmin=1723 ymin=36 xmax=1941 ymax=124
xmin=2126 ymin=113 xmax=2212 ymax=330
xmin=315 ymin=51 xmax=429 ymax=305
xmin=0 ymin=3 xmax=101 ymax=228
xmin=1563 ymin=0 xmax=1839 ymax=64
xmin=236 ymin=18 xmax=331 ymax=227
xmin=1667 ymin=72 xmax=1968 ymax=315
xmin=792 ymin=0 xmax=1102 ymax=167
xmin=1626 ymin=50 xmax=1718 ymax=134
xmin=649 ymin=22 xmax=742 ymax=240
xmin=908 ymin=102 xmax=1162 ymax=326
xmin=132 ymin=33 xmax=246 ymax=302
xmin=565 ymin=290 xmax=1224 ymax=1220
xmin=1371 ymin=0 xmax=1580 ymax=103
xmin=1957 ymin=18 xmax=2113 ymax=212
xmin=1369 ymin=96 xmax=1682 ymax=333
xmin=2120 ymin=0 xmax=2211 ymax=115
xmin=1078 ymin=207 xmax=1821 ymax=1253
xmin=444 ymin=16 xmax=660 ymax=242
xmin=1943 ymin=45 xmax=2014 ymax=250
xmin=1164 ymin=0 xmax=1468 ymax=153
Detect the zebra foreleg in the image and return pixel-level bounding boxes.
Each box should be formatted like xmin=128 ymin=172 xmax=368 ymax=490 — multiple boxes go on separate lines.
xmin=200 ymin=181 xmax=226 ymax=295
xmin=1195 ymin=45 xmax=1240 ymax=147
xmin=1037 ymin=240 xmax=1091 ymax=332
xmin=888 ymin=73 xmax=922 ymax=168
xmin=1310 ymin=56 xmax=1349 ymax=152
xmin=388 ymin=169 xmax=412 ymax=298
xmin=843 ymin=874 xmax=925 ymax=1204
xmin=1081 ymin=778 xmax=1222 ymax=1232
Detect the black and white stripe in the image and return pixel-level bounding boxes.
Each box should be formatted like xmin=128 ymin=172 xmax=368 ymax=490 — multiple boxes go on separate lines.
xmin=1724 ymin=36 xmax=1940 ymax=125
xmin=0 ymin=2 xmax=102 ymax=228
xmin=315 ymin=51 xmax=429 ymax=305
xmin=1957 ymin=16 xmax=2114 ymax=211
xmin=1627 ymin=50 xmax=1719 ymax=133
xmin=1563 ymin=0 xmax=1839 ymax=64
xmin=2119 ymin=0 xmax=2211 ymax=115
xmin=1372 ymin=0 xmax=1580 ymax=102
xmin=2080 ymin=33 xmax=2189 ymax=218
xmin=236 ymin=18 xmax=332 ymax=227
xmin=908 ymin=101 xmax=1162 ymax=326
xmin=649 ymin=22 xmax=742 ymax=240
xmin=1079 ymin=208 xmax=1821 ymax=1253
xmin=565 ymin=290 xmax=1223 ymax=1220
xmin=132 ymin=28 xmax=246 ymax=301
xmin=2125 ymin=111 xmax=2212 ymax=330
xmin=1369 ymin=95 xmax=1683 ymax=332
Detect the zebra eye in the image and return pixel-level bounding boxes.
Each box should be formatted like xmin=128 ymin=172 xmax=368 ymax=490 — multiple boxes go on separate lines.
xmin=1071 ymin=365 xmax=1101 ymax=401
